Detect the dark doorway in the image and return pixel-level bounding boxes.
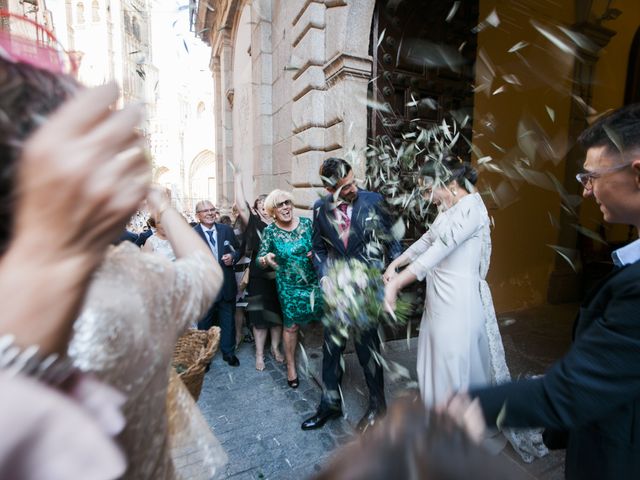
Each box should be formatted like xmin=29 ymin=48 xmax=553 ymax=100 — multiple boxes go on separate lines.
xmin=624 ymin=26 xmax=640 ymax=105
xmin=367 ymin=0 xmax=479 ymax=340
xmin=368 ymin=0 xmax=479 ymax=155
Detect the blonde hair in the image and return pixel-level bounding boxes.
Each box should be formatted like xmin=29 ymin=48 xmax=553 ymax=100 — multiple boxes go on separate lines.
xmin=264 ymin=189 xmax=294 ymax=218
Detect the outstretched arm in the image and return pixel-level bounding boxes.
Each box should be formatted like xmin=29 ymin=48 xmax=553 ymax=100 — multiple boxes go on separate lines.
xmin=147 ymin=187 xmax=222 ymax=288
xmin=233 ymin=170 xmax=251 ymax=227
xmin=472 ymin=278 xmax=640 ymax=431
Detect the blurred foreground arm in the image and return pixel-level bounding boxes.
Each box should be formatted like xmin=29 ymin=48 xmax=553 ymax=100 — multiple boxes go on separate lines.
xmin=0 ymin=83 xmax=149 ymax=356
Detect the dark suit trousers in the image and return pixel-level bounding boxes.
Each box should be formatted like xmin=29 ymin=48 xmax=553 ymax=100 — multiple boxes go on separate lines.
xmin=197 ymin=299 xmax=235 ymax=356
xmin=320 ymin=325 xmax=385 ymax=410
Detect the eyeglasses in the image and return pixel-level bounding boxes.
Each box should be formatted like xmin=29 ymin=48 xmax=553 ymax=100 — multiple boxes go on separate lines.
xmin=575 ymin=162 xmax=631 ymax=190
xmin=196 ymin=208 xmax=217 ymax=214
xmin=276 ymin=199 xmax=293 ymax=209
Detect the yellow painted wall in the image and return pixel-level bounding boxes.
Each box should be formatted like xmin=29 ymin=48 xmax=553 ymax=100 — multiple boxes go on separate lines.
xmin=475 ymin=0 xmax=637 ymax=312
xmin=473 ymin=0 xmax=576 ymax=312
xmin=581 ymin=0 xmax=640 ymax=243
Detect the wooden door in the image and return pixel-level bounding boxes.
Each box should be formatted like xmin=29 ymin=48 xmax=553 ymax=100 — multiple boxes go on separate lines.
xmin=369 ymin=0 xmax=479 ymax=158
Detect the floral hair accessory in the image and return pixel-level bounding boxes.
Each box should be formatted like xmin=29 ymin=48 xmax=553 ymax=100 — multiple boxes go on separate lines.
xmin=0 ymin=11 xmax=78 ymax=75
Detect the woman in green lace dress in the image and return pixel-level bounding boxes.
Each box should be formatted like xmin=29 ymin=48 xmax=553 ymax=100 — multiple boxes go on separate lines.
xmin=257 ymin=189 xmax=323 ymax=388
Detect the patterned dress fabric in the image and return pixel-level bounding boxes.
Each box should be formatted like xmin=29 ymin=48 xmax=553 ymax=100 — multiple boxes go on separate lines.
xmin=406 ymin=192 xmax=547 ymax=463
xmin=147 ymin=235 xmax=176 ymax=262
xmin=257 ymin=217 xmax=323 ymax=328
xmin=68 ymin=242 xmax=227 ymax=479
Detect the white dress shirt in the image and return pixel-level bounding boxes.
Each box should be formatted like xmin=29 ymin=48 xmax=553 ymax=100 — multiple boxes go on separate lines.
xmin=612 ymin=237 xmax=640 ymax=267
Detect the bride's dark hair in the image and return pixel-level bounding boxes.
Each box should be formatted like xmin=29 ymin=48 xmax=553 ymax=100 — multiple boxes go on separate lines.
xmin=420 ymin=153 xmax=478 ymax=192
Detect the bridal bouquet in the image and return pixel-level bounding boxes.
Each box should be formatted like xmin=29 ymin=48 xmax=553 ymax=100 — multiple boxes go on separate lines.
xmin=322 ymin=259 xmax=411 ymax=338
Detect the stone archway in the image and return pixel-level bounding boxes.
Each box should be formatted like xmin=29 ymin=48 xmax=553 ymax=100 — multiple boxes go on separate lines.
xmin=188 ymin=150 xmax=216 ymax=212
xmin=153 ymin=166 xmax=170 ymax=184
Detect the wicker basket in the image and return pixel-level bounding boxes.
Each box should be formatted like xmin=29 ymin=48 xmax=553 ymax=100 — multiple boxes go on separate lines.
xmin=172 ymin=327 xmax=220 ymax=401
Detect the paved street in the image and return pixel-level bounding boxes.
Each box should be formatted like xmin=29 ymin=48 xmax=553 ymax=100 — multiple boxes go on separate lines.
xmin=181 ymin=303 xmax=577 ymax=480
xmin=194 ymin=340 xmax=353 ymax=480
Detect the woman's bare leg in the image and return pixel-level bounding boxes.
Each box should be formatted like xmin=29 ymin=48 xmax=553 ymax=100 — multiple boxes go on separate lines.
xmin=283 ymin=325 xmax=299 ymax=381
xmin=253 ymin=327 xmax=267 ymax=371
xmin=270 ymin=326 xmax=284 ymax=362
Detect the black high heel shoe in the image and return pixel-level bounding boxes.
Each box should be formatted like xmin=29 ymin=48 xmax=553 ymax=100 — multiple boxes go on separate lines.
xmin=287 ymin=377 xmax=299 ymax=389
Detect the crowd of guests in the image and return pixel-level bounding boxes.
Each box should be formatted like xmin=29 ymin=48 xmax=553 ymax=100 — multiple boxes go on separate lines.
xmin=3 ymin=21 xmax=640 ymax=480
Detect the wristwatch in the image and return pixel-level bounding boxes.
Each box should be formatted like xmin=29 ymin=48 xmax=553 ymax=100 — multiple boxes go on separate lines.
xmin=0 ymin=334 xmax=75 ymax=386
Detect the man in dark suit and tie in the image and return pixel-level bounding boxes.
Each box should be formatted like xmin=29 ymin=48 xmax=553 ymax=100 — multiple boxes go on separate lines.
xmin=302 ymin=157 xmax=401 ymax=432
xmin=194 ymin=200 xmax=241 ymax=366
xmin=448 ymin=104 xmax=640 ymax=480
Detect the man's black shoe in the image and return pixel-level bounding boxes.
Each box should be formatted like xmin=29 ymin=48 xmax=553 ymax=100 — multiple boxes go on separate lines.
xmin=222 ymin=354 xmax=240 ymax=367
xmin=356 ymin=406 xmax=385 ymax=434
xmin=301 ymin=406 xmax=342 ymax=430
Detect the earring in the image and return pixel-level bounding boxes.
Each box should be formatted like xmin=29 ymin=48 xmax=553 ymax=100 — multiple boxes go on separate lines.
xmin=451 ymin=188 xmax=458 ymax=196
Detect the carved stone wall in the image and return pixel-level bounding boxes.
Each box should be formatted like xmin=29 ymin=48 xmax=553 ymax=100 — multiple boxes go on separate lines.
xmin=195 ymin=0 xmax=376 ymax=209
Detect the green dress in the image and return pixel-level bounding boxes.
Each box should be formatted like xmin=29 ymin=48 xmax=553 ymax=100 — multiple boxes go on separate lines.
xmin=257 ymin=217 xmax=323 ymax=327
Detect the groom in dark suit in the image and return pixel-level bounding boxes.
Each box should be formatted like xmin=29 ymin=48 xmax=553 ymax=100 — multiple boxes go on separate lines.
xmin=194 ymin=200 xmax=241 ymax=366
xmin=451 ymin=104 xmax=640 ymax=480
xmin=302 ymin=157 xmax=401 ymax=432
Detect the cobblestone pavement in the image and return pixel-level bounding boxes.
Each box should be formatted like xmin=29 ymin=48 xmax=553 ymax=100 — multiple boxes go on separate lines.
xmin=194 ymin=341 xmax=353 ymax=480
xmin=178 ymin=303 xmax=577 ymax=479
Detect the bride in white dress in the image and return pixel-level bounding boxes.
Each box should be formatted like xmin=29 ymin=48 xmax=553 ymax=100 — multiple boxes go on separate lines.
xmin=384 ymin=157 xmax=547 ymax=462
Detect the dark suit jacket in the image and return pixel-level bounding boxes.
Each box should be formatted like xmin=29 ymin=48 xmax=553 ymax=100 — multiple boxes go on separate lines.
xmin=471 ymin=260 xmax=640 ymax=480
xmin=312 ymin=189 xmax=401 ymax=278
xmin=194 ymin=223 xmax=240 ymax=302
xmin=135 ymin=229 xmax=153 ymax=247
xmin=114 ymin=230 xmax=138 ymax=245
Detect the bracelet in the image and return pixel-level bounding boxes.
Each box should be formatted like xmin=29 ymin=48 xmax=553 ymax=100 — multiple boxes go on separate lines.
xmin=0 ymin=334 xmax=76 ymax=386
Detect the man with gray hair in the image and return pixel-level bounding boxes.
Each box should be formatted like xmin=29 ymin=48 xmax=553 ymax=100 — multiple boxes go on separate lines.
xmin=194 ymin=200 xmax=241 ymax=366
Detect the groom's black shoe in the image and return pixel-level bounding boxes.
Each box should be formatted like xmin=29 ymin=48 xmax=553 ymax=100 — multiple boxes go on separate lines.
xmin=222 ymin=354 xmax=240 ymax=367
xmin=356 ymin=406 xmax=386 ymax=434
xmin=301 ymin=405 xmax=342 ymax=430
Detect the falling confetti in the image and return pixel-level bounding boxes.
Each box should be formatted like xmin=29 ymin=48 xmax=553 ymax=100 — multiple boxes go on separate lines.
xmin=547 ymin=244 xmax=581 ymax=272
xmin=545 ymin=106 xmax=556 ymax=122
xmin=445 ymin=1 xmax=461 ymax=22
xmin=508 ymin=41 xmax=529 ymax=53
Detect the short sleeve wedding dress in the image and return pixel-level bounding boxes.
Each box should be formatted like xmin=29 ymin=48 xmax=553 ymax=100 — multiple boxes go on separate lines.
xmin=405 ymin=192 xmax=547 ymax=462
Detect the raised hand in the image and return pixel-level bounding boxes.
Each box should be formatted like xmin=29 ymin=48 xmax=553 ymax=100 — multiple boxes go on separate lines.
xmin=15 ymin=83 xmax=150 ymax=259
xmin=146 ymin=185 xmax=172 ymax=218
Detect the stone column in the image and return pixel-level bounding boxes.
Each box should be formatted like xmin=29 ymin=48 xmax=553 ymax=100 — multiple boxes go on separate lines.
xmin=290 ymin=0 xmax=329 ymax=208
xmin=547 ymin=21 xmax=615 ymax=303
xmin=323 ymin=53 xmax=373 ymax=179
xmin=211 ymin=56 xmax=223 ymax=206
xmin=218 ymin=29 xmax=234 ymax=207
xmin=289 ymin=0 xmax=376 ymax=208
xmin=251 ymin=0 xmax=275 ymax=199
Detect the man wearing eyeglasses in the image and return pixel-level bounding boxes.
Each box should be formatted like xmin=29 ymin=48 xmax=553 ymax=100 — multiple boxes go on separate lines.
xmin=194 ymin=200 xmax=241 ymax=366
xmin=447 ymin=104 xmax=640 ymax=480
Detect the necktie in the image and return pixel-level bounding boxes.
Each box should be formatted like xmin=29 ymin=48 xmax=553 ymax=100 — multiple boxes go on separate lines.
xmin=338 ymin=203 xmax=350 ymax=248
xmin=206 ymin=230 xmax=218 ymax=258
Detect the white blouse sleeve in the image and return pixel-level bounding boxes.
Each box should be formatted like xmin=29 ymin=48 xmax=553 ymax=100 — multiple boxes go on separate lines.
xmin=408 ymin=204 xmax=482 ymax=281
xmin=404 ymin=229 xmax=435 ymax=262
